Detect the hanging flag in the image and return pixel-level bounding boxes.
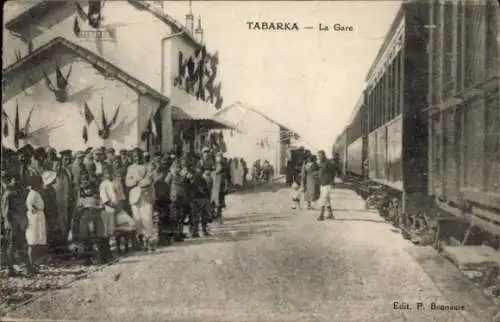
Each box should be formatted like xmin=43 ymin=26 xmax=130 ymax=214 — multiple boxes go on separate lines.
xmin=108 ymin=104 xmax=121 ymax=130
xmin=87 ymin=0 xmax=103 ymax=29
xmin=21 ymin=105 xmax=35 ymax=138
xmin=55 ymin=61 xmax=71 ymax=89
xmin=83 ymin=102 xmax=96 ymax=125
xmin=83 ymin=125 xmax=89 ymax=143
xmin=197 ymin=46 xmax=207 ymax=100
xmin=14 ymin=103 xmax=20 ymax=149
xmin=82 ymin=102 xmax=96 ymax=143
xmin=2 ymin=107 xmax=10 ymax=137
xmin=73 ymin=17 xmax=81 ymax=36
xmin=100 ymin=98 xmax=108 ymax=130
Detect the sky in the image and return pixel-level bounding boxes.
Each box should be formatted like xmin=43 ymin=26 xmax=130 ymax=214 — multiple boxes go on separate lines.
xmin=162 ymin=0 xmax=402 ymax=152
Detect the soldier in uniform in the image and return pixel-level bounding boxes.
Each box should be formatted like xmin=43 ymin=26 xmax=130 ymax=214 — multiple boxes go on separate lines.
xmin=165 ymin=159 xmax=187 ymax=241
xmin=189 ymin=166 xmax=213 ymax=237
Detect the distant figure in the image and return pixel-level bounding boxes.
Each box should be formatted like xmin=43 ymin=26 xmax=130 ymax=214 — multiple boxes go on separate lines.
xmin=286 ymin=160 xmax=294 ymax=186
xmin=252 ymin=160 xmax=261 ymax=184
xmin=261 ymin=160 xmax=273 ymax=183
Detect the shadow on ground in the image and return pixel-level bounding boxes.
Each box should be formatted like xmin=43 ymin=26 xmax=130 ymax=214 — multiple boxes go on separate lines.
xmin=228 ymin=183 xmax=288 ymax=195
xmin=332 ymin=218 xmax=387 ymax=224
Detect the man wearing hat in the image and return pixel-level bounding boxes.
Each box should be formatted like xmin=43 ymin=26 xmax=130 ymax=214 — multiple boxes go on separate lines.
xmin=41 ymin=170 xmax=61 ymax=250
xmin=126 ymin=148 xmax=155 ymax=250
xmin=119 ymin=150 xmax=130 ymax=169
xmin=60 ymin=150 xmax=73 ymax=166
xmin=189 ymin=165 xmax=213 ymax=237
xmin=105 ymin=148 xmax=115 ymax=166
xmin=198 ymin=147 xmax=214 ymax=172
xmin=211 ymin=152 xmax=226 ymax=224
xmin=2 ymin=169 xmax=35 ymax=275
xmin=93 ymin=148 xmax=105 ymax=177
xmin=54 ymin=157 xmax=74 ymax=241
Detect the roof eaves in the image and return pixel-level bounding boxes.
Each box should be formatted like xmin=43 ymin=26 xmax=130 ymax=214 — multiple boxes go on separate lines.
xmin=2 ymin=36 xmax=169 ymax=105
xmin=212 ymin=101 xmax=243 ymax=117
xmin=219 ymin=101 xmax=299 ymax=135
xmin=127 ymin=0 xmax=201 ymax=49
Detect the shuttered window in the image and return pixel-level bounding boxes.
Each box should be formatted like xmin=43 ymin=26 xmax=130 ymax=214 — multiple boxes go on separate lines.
xmin=464 ymin=3 xmax=486 ymax=87
xmin=455 ymin=1 xmax=464 ymax=93
xmin=485 ymin=0 xmax=499 ymax=80
xmin=397 ymin=50 xmax=403 ymax=115
xmin=431 ymin=115 xmax=442 ymax=193
xmin=442 ymin=2 xmax=454 ymax=100
xmin=485 ymin=94 xmax=500 ymax=193
xmin=431 ymin=1 xmax=441 ymax=105
xmin=464 ymin=101 xmax=485 ymax=189
xmin=381 ymin=73 xmax=386 ymax=125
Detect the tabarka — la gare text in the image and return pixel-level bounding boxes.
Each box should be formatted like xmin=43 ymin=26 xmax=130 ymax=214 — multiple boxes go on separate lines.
xmin=247 ymin=21 xmax=299 ymax=31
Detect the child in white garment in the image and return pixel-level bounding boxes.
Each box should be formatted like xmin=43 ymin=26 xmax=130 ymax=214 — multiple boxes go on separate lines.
xmin=291 ymin=182 xmax=301 ymax=210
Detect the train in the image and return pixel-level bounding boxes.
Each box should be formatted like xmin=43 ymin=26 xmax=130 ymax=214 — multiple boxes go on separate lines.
xmin=332 ymin=0 xmax=500 ymax=246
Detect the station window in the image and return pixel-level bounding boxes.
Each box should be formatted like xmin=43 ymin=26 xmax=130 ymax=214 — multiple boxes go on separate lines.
xmin=397 ymin=51 xmax=404 ymax=115
xmin=455 ymin=1 xmax=464 ymax=93
xmin=442 ymin=1 xmax=454 ymax=99
xmin=485 ymin=0 xmax=499 ymax=80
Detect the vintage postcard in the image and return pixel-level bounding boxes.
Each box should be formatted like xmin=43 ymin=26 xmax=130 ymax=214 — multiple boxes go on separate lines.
xmin=1 ymin=0 xmax=499 ymax=321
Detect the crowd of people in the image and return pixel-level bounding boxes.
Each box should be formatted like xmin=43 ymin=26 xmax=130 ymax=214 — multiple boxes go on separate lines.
xmin=1 ymin=144 xmax=247 ymax=277
xmin=251 ymin=159 xmax=274 ymax=184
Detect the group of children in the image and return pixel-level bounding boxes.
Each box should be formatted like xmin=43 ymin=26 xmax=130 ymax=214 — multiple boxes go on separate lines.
xmin=1 ymin=144 xmax=236 ymax=276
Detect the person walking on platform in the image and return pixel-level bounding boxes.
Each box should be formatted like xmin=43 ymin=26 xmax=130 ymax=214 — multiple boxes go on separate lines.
xmin=316 ymin=150 xmax=336 ymax=221
xmin=301 ymin=152 xmax=319 ymax=210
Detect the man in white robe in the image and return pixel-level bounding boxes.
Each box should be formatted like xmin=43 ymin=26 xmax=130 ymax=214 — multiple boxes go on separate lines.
xmin=126 ymin=148 xmax=154 ymax=251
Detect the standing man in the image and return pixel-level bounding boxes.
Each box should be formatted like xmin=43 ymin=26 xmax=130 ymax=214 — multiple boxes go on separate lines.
xmin=316 ymin=150 xmax=336 ymax=221
xmin=126 ymin=148 xmax=154 ymax=250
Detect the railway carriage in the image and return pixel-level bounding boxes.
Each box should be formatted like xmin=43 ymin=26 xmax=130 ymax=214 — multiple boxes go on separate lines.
xmin=426 ymin=0 xmax=500 ymax=243
xmin=333 ymin=0 xmax=500 ymax=246
xmin=364 ymin=1 xmax=430 ymax=213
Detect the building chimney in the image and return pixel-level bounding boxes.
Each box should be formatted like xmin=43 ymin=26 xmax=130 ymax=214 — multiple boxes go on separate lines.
xmin=195 ymin=16 xmax=204 ymax=43
xmin=185 ymin=0 xmax=194 ymax=34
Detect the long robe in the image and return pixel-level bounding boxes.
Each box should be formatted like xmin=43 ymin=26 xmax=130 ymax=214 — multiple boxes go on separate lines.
xmin=54 ymin=168 xmax=73 ymax=236
xmin=211 ymin=161 xmax=226 ymax=207
xmin=302 ymin=162 xmax=320 ymax=202
xmin=41 ymin=185 xmax=60 ymax=246
xmin=126 ymin=163 xmax=154 ymax=238
xmin=235 ymin=160 xmax=244 ymax=186
xmin=25 ymin=189 xmax=47 ymax=245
